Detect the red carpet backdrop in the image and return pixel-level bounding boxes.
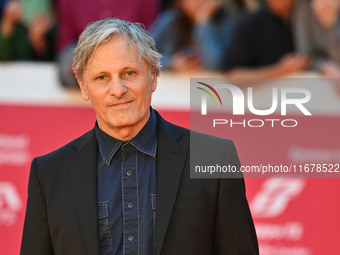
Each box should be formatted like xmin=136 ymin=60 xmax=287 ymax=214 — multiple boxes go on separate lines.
xmin=0 ymin=103 xmax=339 ymax=255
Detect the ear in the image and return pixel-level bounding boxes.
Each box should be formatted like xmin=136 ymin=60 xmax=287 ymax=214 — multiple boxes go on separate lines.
xmin=78 ymin=78 xmax=90 ymax=101
xmin=151 ymin=72 xmax=158 ymax=92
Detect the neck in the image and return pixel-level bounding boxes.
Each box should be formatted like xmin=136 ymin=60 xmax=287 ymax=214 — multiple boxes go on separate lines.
xmin=97 ymin=111 xmax=151 ymax=141
xmin=107 ymin=126 xmax=143 ymax=141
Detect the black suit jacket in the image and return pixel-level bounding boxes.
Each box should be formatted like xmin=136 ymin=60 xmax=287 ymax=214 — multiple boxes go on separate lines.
xmin=21 ymin=112 xmax=258 ymax=255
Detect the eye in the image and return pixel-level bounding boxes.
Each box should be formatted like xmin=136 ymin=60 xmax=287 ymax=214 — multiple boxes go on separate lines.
xmin=125 ymin=71 xmax=135 ymax=76
xmin=97 ymin=75 xmax=105 ymax=80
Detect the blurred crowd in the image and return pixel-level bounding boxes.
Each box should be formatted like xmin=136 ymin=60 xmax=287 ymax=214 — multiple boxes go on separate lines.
xmin=1 ymin=0 xmax=340 ymax=87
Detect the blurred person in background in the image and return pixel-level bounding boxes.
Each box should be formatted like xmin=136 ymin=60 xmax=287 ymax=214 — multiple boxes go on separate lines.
xmin=160 ymin=0 xmax=262 ymax=13
xmin=0 ymin=0 xmax=8 ymax=20
xmin=226 ymin=0 xmax=262 ymax=13
xmin=56 ymin=0 xmax=159 ymax=88
xmin=150 ymin=0 xmax=238 ymax=72
xmin=294 ymin=0 xmax=340 ymax=77
xmin=223 ymin=0 xmax=309 ymax=78
xmin=0 ymin=0 xmax=56 ymax=61
xmin=160 ymin=0 xmax=175 ymax=11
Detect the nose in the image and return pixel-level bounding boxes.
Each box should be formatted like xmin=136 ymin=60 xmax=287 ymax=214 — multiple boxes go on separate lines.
xmin=108 ymin=77 xmax=128 ymax=98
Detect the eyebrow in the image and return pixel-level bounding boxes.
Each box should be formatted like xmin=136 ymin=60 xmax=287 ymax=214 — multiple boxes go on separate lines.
xmin=120 ymin=66 xmax=139 ymax=71
xmin=88 ymin=60 xmax=145 ymax=77
xmin=90 ymin=71 xmax=109 ymax=77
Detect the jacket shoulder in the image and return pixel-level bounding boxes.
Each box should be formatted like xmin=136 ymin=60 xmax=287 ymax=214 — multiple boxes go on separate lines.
xmin=155 ymin=110 xmax=235 ymax=149
xmin=33 ymin=129 xmax=96 ymax=167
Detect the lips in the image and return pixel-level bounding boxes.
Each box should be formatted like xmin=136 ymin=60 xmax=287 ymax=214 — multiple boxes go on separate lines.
xmin=109 ymin=100 xmax=133 ymax=107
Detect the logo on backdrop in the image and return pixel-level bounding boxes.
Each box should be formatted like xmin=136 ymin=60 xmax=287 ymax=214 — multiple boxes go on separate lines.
xmin=196 ymin=82 xmax=312 ymax=128
xmin=0 ymin=181 xmax=22 ymax=226
xmin=250 ymin=178 xmax=306 ymax=218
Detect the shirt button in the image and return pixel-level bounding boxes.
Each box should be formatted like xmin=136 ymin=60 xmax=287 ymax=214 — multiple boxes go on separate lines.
xmin=127 ymin=170 xmax=132 ymax=176
xmin=128 ymin=235 xmax=134 ymax=242
xmin=128 ymin=202 xmax=134 ymax=208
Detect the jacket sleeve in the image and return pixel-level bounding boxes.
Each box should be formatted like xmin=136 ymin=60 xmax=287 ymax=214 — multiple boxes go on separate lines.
xmin=21 ymin=158 xmax=54 ymax=255
xmin=214 ymin=141 xmax=259 ymax=254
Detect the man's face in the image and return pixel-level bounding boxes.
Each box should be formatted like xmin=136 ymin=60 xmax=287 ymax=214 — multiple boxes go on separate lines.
xmin=78 ymin=35 xmax=157 ymax=140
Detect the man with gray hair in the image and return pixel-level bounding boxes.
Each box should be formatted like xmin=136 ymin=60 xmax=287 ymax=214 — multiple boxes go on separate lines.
xmin=21 ymin=18 xmax=258 ymax=255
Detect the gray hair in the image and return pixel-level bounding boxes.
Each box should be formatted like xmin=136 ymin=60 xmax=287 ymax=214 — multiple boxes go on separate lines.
xmin=72 ymin=18 xmax=162 ymax=81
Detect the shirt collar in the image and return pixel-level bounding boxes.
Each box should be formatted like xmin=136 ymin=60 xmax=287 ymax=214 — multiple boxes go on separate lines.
xmin=95 ymin=108 xmax=157 ymax=165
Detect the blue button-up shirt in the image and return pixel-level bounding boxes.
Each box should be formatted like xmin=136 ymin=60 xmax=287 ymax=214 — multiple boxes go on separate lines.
xmin=95 ymin=109 xmax=157 ymax=255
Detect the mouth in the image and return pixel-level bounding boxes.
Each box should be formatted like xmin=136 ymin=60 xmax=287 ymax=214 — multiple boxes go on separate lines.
xmin=109 ymin=100 xmax=133 ymax=108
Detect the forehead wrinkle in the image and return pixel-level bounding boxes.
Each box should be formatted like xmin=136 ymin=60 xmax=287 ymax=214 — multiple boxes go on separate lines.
xmin=84 ymin=37 xmax=151 ymax=78
xmin=120 ymin=33 xmax=146 ymax=66
xmin=88 ymin=37 xmax=129 ymax=62
xmin=84 ymin=36 xmax=131 ymax=74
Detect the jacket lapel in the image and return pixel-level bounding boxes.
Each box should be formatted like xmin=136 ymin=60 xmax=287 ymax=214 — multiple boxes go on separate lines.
xmin=155 ymin=113 xmax=189 ymax=255
xmin=67 ymin=130 xmax=100 ymax=255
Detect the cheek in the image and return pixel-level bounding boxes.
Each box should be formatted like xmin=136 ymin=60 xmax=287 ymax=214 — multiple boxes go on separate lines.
xmin=87 ymin=92 xmax=106 ymax=112
xmin=136 ymin=90 xmax=152 ymax=111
